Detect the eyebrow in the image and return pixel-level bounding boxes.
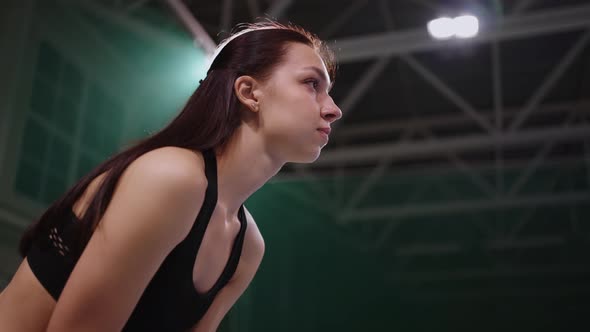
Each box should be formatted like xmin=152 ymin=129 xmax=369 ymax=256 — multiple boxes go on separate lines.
xmin=302 ymin=66 xmax=333 ymax=92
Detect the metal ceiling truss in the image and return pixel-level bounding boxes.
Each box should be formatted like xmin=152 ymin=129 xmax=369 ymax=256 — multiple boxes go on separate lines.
xmin=25 ymin=1 xmax=590 ymax=268
xmin=309 ymin=3 xmax=590 ymax=207
xmin=174 ymin=0 xmax=589 ymax=288
xmin=266 ymin=2 xmax=590 ymax=271
xmin=318 ymin=121 xmax=589 ymax=167
xmin=330 ymin=3 xmax=590 ymax=62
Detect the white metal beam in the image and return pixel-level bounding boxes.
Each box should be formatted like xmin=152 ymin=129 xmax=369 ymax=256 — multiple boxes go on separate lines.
xmin=66 ymin=0 xmax=193 ymax=52
xmin=39 ymin=4 xmax=149 ymax=109
xmin=162 ymin=0 xmax=217 ymax=54
xmin=318 ymin=125 xmax=590 ymax=166
xmin=492 ymin=42 xmax=503 ymax=131
xmin=402 ymin=55 xmax=496 ymax=134
xmin=508 ymin=30 xmax=590 ymax=131
xmin=492 ymin=40 xmax=505 ymax=195
xmin=374 ymin=219 xmax=402 ymax=250
xmin=341 ymin=190 xmax=590 ymax=222
xmin=429 ymin=174 xmax=499 ymax=238
xmin=508 ymin=111 xmax=579 ymax=196
xmin=270 ymin=185 xmax=333 ymax=215
xmin=503 ymin=166 xmax=566 ymax=245
xmin=331 ymin=4 xmax=590 ymax=63
xmin=339 ymin=56 xmax=392 ymax=118
xmin=291 ymin=166 xmax=339 ymax=211
xmin=59 ymin=4 xmax=130 ymax=76
xmin=26 ymin=111 xmax=104 ymax=162
xmin=371 ymin=182 xmax=429 ymax=250
xmin=343 ymin=129 xmax=414 ymax=212
xmin=334 ymin=100 xmax=590 ymax=141
xmin=275 ymin=155 xmax=586 ymax=185
xmin=506 ymin=145 xmax=550 ymax=193
xmin=491 ymin=0 xmax=513 ymax=195
xmin=326 ymin=0 xmax=393 ymax=210
xmin=320 ymin=0 xmax=369 ymax=38
xmin=421 ymin=129 xmax=496 ymax=197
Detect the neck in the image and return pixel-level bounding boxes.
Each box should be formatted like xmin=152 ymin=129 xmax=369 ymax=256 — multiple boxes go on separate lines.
xmin=213 ymin=124 xmax=283 ymax=216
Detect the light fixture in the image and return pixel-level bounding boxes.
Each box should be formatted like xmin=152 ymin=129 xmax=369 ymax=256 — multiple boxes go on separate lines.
xmin=454 ymin=15 xmax=479 ymax=38
xmin=427 ymin=14 xmax=479 ymax=40
xmin=427 ymin=17 xmax=455 ymax=40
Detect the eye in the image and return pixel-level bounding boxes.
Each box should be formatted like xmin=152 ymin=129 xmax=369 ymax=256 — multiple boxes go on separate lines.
xmin=304 ymin=78 xmax=320 ymax=90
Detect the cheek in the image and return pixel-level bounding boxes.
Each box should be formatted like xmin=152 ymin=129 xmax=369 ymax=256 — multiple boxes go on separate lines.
xmin=263 ymin=108 xmax=298 ymax=131
xmin=281 ymin=89 xmax=318 ymax=115
xmin=259 ymin=80 xmax=319 ymax=132
xmin=264 ymin=89 xmax=313 ymax=118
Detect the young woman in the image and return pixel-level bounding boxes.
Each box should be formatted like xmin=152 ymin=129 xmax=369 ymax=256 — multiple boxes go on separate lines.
xmin=0 ymin=21 xmax=342 ymax=331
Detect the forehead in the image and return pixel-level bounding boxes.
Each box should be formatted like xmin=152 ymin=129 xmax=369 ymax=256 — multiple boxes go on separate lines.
xmin=278 ymin=43 xmax=330 ymax=81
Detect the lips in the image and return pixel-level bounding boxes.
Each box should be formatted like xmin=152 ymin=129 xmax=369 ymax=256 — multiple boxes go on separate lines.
xmin=318 ymin=127 xmax=331 ymax=136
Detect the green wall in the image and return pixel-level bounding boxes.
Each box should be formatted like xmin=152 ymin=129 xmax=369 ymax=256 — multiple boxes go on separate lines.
xmin=12 ymin=1 xmax=207 ymax=206
xmin=0 ymin=0 xmax=205 ymax=287
xmin=241 ymin=165 xmax=590 ymax=332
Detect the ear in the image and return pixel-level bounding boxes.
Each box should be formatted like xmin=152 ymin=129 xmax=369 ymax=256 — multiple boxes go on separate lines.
xmin=234 ymin=75 xmax=262 ymax=112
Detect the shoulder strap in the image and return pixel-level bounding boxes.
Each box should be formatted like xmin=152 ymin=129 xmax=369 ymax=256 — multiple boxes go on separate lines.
xmin=179 ymin=148 xmax=218 ymax=254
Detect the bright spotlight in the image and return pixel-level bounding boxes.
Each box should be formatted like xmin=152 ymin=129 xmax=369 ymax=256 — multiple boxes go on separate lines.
xmin=427 ymin=14 xmax=479 ymax=40
xmin=427 ymin=17 xmax=455 ymax=40
xmin=454 ymin=15 xmax=479 ymax=38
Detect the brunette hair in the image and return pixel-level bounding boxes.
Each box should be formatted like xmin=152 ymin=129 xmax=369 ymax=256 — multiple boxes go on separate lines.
xmin=19 ymin=20 xmax=336 ymax=257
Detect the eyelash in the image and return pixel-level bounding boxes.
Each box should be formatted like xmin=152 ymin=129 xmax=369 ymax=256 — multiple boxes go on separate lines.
xmin=304 ymin=78 xmax=320 ymax=90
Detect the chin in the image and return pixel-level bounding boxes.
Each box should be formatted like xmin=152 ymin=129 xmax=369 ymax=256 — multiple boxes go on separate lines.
xmin=294 ymin=147 xmax=322 ymax=163
xmin=277 ymin=138 xmax=323 ymax=163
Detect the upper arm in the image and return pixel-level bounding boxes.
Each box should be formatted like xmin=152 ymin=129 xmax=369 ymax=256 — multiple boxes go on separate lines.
xmin=191 ymin=208 xmax=265 ymax=332
xmin=46 ymin=147 xmax=207 ymax=332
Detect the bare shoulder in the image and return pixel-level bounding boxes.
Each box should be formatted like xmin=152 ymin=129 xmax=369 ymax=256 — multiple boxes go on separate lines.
xmin=45 ymin=147 xmax=211 ymax=331
xmin=75 ymin=146 xmax=206 ymax=226
xmin=113 ymin=146 xmax=209 ymax=237
xmin=130 ymin=146 xmax=207 ymax=187
xmin=241 ymin=207 xmax=265 ymax=264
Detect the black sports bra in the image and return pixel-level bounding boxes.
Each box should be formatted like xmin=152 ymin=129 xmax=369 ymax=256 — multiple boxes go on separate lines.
xmin=26 ymin=149 xmax=247 ymax=331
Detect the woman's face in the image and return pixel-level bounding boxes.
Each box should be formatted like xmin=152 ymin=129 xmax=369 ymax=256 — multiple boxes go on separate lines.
xmin=255 ymin=42 xmax=342 ymax=163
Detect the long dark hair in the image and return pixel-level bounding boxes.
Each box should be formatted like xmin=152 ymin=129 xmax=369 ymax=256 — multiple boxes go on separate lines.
xmin=19 ymin=21 xmax=336 ymax=257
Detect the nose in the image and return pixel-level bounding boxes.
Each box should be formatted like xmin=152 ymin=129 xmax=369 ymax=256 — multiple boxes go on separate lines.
xmin=320 ymin=96 xmax=342 ymax=123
